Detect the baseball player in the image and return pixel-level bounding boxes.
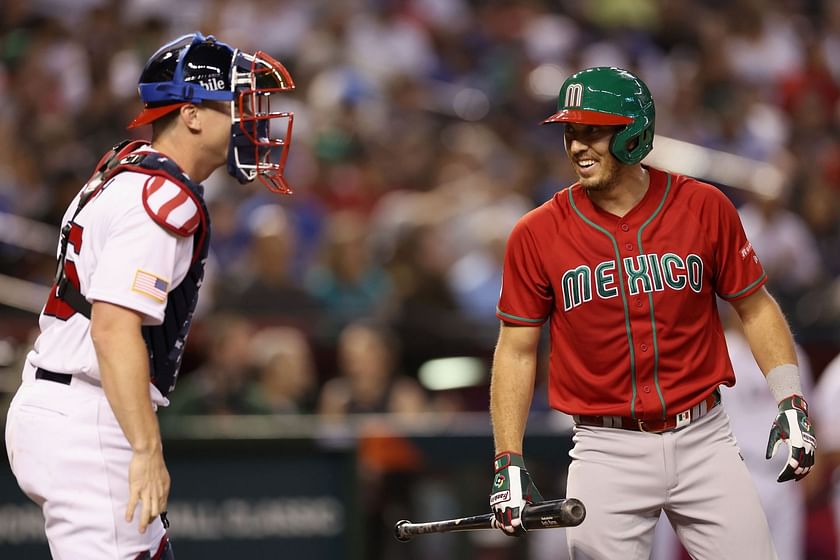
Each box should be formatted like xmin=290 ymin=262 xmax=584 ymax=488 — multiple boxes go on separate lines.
xmin=488 ymin=66 xmax=816 ymax=559
xmin=4 ymin=32 xmax=295 ymax=559
xmin=813 ymin=352 xmax=840 ymax=559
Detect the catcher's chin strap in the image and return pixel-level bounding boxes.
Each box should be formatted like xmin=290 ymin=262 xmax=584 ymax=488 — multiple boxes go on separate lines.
xmin=55 ymin=140 xmax=149 ymax=319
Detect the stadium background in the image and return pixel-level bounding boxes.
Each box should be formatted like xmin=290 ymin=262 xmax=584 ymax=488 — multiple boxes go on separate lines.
xmin=0 ymin=0 xmax=838 ymax=558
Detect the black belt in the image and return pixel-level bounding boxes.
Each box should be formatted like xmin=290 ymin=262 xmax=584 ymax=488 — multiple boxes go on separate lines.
xmin=35 ymin=368 xmax=73 ymax=385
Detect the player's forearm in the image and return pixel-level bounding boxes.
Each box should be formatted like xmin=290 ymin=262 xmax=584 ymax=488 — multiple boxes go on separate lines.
xmin=490 ymin=325 xmax=541 ymax=454
xmin=732 ymin=289 xmax=797 ymax=375
xmin=91 ymin=306 xmax=162 ymax=453
xmin=490 ymin=362 xmax=535 ymax=454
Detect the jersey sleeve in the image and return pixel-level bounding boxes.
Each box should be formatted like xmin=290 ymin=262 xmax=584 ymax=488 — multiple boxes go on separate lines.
xmin=709 ymin=189 xmax=767 ymax=300
xmin=86 ymin=200 xmax=193 ymax=324
xmin=496 ymin=218 xmax=552 ymax=325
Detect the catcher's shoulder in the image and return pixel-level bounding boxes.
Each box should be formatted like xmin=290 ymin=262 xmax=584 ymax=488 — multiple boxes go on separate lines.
xmin=140 ymin=174 xmax=202 ymax=237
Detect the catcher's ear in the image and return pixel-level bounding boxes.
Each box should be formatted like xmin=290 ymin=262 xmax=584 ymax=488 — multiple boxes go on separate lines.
xmin=180 ymin=104 xmax=202 ymax=132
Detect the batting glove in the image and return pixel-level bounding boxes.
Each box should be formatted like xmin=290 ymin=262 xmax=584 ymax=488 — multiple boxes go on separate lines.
xmin=766 ymin=395 xmax=816 ymax=482
xmin=490 ymin=452 xmax=543 ymax=536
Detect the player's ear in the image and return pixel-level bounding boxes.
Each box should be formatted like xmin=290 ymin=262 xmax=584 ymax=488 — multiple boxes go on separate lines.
xmin=179 ymin=104 xmax=201 ymax=133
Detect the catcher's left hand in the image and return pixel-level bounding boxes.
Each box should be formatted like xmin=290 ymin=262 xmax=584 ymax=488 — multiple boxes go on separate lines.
xmin=766 ymin=395 xmax=816 ymax=482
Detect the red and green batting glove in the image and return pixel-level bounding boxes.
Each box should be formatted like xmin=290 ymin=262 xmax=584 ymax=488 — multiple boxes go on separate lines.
xmin=490 ymin=451 xmax=543 ymax=536
xmin=766 ymin=395 xmax=817 ymax=482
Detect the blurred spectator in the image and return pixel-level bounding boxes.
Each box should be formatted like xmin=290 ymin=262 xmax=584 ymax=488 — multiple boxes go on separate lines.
xmin=306 ymin=210 xmax=393 ymax=338
xmin=318 ymin=318 xmax=427 ymax=417
xmin=738 ymin=188 xmax=823 ymax=308
xmin=385 ymin=221 xmax=478 ymax=374
xmin=247 ymin=326 xmax=319 ymax=414
xmin=800 ymin=178 xmax=840 ymax=278
xmin=214 ymin=203 xmax=325 ymax=330
xmin=318 ymin=317 xmax=429 ymax=560
xmin=722 ymin=2 xmax=803 ymax=90
xmin=447 ymin=205 xmax=510 ymax=344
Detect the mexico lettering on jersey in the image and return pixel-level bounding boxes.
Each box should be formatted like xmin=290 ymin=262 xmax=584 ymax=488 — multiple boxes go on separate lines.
xmin=496 ymin=166 xmax=766 ymax=420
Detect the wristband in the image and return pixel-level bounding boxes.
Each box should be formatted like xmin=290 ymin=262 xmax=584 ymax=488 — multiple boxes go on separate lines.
xmin=766 ymin=364 xmax=803 ymax=404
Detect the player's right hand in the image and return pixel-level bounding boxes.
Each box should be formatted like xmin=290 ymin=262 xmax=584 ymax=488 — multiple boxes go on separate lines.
xmin=490 ymin=451 xmax=543 ymax=536
xmin=126 ymin=447 xmax=171 ymax=534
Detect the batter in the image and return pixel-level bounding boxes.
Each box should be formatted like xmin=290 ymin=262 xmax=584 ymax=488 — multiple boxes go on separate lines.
xmin=488 ymin=66 xmax=816 ymax=559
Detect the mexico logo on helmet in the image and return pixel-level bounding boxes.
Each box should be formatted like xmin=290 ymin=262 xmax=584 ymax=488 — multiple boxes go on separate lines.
xmin=128 ymin=32 xmax=296 ymax=194
xmin=543 ymin=66 xmax=655 ymax=165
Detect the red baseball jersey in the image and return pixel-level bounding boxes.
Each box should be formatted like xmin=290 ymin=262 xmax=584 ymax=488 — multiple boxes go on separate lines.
xmin=497 ymin=166 xmax=766 ymax=420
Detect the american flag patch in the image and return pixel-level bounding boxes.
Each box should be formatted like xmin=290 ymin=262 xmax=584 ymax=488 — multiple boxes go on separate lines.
xmin=132 ymin=270 xmax=169 ymax=302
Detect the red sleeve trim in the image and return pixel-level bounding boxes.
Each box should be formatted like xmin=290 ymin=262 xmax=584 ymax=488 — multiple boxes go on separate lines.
xmin=718 ymin=272 xmax=767 ymax=300
xmin=496 ymin=307 xmax=547 ymax=325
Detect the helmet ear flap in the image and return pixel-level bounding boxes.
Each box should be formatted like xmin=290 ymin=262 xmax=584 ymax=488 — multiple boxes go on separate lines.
xmin=610 ymin=121 xmax=654 ymax=165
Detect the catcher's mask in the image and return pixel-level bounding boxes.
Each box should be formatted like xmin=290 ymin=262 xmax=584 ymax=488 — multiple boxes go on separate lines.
xmin=542 ymin=66 xmax=655 ymax=165
xmin=129 ymin=32 xmax=296 ymax=194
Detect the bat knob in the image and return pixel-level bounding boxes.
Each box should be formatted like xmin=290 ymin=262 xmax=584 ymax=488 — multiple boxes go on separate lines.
xmin=394 ymin=519 xmax=413 ymax=542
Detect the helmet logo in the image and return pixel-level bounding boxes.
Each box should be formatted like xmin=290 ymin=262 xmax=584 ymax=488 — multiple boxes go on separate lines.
xmin=200 ymin=77 xmax=227 ymax=92
xmin=565 ymin=83 xmax=583 ymax=108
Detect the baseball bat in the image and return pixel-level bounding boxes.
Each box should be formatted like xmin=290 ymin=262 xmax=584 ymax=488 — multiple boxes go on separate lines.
xmin=394 ymin=497 xmax=585 ymax=542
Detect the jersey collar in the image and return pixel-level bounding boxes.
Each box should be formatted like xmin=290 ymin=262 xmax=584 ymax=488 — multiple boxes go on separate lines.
xmin=569 ymin=165 xmax=668 ymax=229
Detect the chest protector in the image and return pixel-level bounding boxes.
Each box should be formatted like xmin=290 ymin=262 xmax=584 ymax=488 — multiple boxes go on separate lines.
xmin=56 ymin=140 xmax=211 ymax=397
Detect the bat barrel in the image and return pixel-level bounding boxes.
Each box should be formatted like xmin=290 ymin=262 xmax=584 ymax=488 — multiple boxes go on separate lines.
xmin=523 ymin=497 xmax=586 ymax=529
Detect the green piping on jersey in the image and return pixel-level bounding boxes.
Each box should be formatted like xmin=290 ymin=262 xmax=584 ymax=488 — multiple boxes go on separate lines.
xmin=497 ymin=307 xmax=546 ymax=324
xmin=567 ymin=187 xmax=639 ymax=418
xmin=718 ymin=272 xmax=767 ymax=300
xmin=636 ymin=174 xmax=672 ymax=419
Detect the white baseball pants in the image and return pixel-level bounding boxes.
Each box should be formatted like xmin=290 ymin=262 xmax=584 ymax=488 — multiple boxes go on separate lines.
xmin=565 ymin=406 xmax=777 ymax=559
xmin=5 ymin=362 xmax=167 ymax=559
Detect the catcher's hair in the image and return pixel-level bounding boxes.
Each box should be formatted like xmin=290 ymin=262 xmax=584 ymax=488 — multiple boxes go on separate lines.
xmin=151 ymin=108 xmax=180 ymax=138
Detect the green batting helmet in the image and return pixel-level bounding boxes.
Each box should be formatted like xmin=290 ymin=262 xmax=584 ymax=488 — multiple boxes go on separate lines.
xmin=543 ymin=66 xmax=655 ymax=165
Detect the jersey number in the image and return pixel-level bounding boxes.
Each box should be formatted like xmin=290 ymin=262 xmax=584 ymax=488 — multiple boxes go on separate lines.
xmin=43 ymin=222 xmax=83 ymax=321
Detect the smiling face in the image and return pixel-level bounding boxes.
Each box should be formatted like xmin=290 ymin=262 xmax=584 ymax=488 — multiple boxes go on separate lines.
xmin=563 ymin=123 xmax=626 ymax=192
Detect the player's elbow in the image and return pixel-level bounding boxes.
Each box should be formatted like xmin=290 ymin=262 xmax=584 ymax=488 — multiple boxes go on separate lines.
xmin=90 ymin=301 xmax=144 ymax=350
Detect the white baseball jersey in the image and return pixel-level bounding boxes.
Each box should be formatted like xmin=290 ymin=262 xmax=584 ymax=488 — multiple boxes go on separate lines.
xmin=30 ymin=156 xmax=196 ymax=405
xmin=6 ymin=149 xmax=200 ymax=559
xmin=814 ymin=353 xmax=840 ymax=560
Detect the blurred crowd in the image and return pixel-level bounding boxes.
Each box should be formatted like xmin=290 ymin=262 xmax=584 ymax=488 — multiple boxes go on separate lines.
xmin=1 ymin=0 xmax=840 ymax=558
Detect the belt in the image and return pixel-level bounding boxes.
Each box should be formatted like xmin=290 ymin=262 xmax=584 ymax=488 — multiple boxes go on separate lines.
xmin=35 ymin=367 xmax=73 ymax=385
xmin=573 ymin=389 xmax=721 ymax=433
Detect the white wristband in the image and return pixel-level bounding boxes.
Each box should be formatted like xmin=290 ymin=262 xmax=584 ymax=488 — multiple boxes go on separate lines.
xmin=766 ymin=364 xmax=803 ymax=404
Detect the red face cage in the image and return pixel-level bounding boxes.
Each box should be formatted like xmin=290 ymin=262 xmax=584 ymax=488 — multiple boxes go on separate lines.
xmin=229 ymin=50 xmax=296 ymax=194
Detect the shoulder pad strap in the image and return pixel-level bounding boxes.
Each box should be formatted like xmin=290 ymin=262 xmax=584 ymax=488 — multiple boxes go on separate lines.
xmin=88 ymin=140 xmax=150 ymax=184
xmin=141 ymin=174 xmax=202 ymax=237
